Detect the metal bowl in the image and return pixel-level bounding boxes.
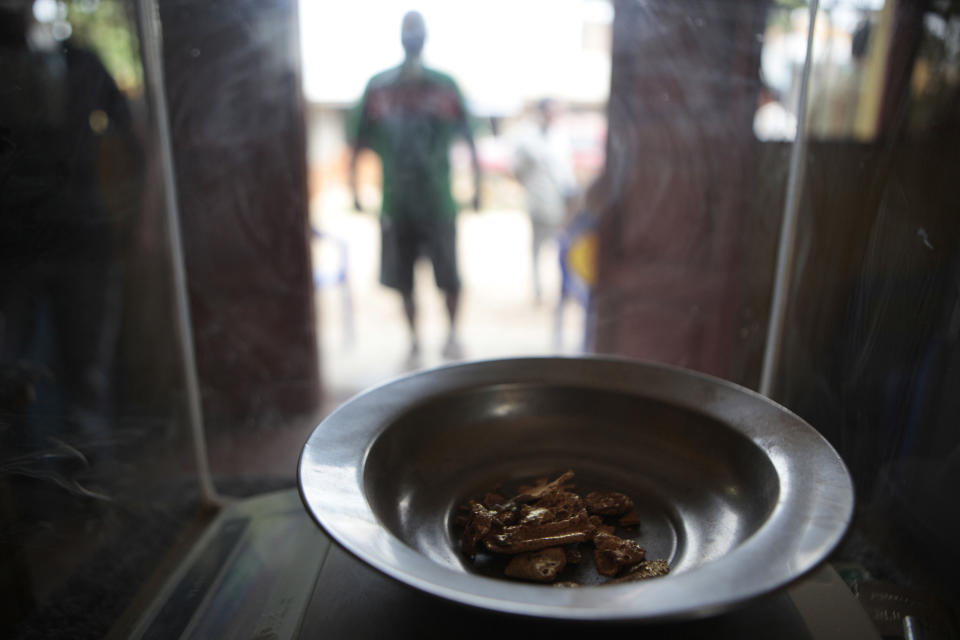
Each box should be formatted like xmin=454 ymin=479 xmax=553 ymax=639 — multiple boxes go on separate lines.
xmin=298 ymin=357 xmax=853 ymax=622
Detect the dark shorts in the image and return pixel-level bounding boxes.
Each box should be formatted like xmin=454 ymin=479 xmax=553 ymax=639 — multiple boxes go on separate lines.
xmin=380 ymin=217 xmax=460 ymax=296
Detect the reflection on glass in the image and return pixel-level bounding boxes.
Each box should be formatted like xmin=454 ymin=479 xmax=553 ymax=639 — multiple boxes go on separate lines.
xmin=2 ymin=2 xmax=187 ymax=637
xmin=759 ymin=0 xmax=890 ymax=141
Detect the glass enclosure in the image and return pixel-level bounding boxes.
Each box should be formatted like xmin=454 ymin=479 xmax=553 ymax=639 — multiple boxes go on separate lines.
xmin=1 ymin=0 xmax=958 ymax=637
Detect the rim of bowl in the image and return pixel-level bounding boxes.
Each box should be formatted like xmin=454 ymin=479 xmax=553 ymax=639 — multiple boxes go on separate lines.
xmin=298 ymin=356 xmax=854 ymax=622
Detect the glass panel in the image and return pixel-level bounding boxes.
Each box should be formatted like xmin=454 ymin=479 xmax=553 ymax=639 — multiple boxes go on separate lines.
xmin=1 ymin=1 xmax=203 ymax=637
xmin=2 ymin=0 xmax=958 ymax=636
xmin=779 ymin=0 xmax=960 ymax=632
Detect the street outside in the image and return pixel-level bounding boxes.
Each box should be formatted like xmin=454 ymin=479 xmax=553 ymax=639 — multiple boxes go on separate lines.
xmin=310 ymin=184 xmax=589 ymax=406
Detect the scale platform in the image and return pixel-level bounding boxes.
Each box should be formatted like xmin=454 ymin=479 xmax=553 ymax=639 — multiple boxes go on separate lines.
xmin=117 ymin=490 xmax=880 ymax=639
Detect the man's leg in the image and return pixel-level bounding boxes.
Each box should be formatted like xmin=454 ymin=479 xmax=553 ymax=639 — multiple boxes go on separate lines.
xmin=427 ymin=218 xmax=463 ymax=360
xmin=402 ymin=291 xmax=419 ymax=356
xmin=54 ymin=257 xmax=123 ymax=445
xmin=531 ymin=217 xmax=545 ymax=304
xmin=441 ymin=289 xmax=462 ymax=360
xmin=380 ymin=218 xmax=420 ymax=361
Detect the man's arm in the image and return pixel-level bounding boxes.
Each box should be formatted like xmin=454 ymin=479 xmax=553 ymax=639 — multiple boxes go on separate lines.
xmin=349 ymin=143 xmax=363 ymax=212
xmin=454 ymin=85 xmax=481 ymax=211
xmin=348 ymin=86 xmax=370 ymax=212
xmin=467 ymin=133 xmax=481 ymax=211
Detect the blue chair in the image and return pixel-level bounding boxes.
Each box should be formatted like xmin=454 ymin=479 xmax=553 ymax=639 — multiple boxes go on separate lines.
xmin=311 ymin=228 xmax=354 ymax=348
xmin=554 ymin=212 xmax=597 ymax=352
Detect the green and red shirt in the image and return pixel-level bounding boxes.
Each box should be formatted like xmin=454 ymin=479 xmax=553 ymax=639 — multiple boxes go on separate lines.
xmin=350 ymin=65 xmax=470 ymax=221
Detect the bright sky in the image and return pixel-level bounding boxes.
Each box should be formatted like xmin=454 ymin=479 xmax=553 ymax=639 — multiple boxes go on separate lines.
xmin=299 ymin=0 xmax=612 ymax=114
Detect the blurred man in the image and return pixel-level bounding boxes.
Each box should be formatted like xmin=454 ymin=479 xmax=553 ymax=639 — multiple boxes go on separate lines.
xmin=512 ymin=98 xmax=577 ymax=304
xmin=350 ymin=10 xmax=480 ymax=363
xmin=0 ymin=3 xmax=140 ymax=452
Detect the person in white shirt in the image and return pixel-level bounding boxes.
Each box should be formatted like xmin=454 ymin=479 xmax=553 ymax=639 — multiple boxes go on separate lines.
xmin=512 ymin=99 xmax=578 ymax=303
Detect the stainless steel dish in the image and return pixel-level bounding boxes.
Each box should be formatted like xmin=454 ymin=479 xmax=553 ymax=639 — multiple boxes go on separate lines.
xmin=298 ymin=357 xmax=854 ymax=622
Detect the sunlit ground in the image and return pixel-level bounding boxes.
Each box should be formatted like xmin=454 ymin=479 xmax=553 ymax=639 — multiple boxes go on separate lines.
xmin=311 ymin=185 xmax=588 ymax=404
